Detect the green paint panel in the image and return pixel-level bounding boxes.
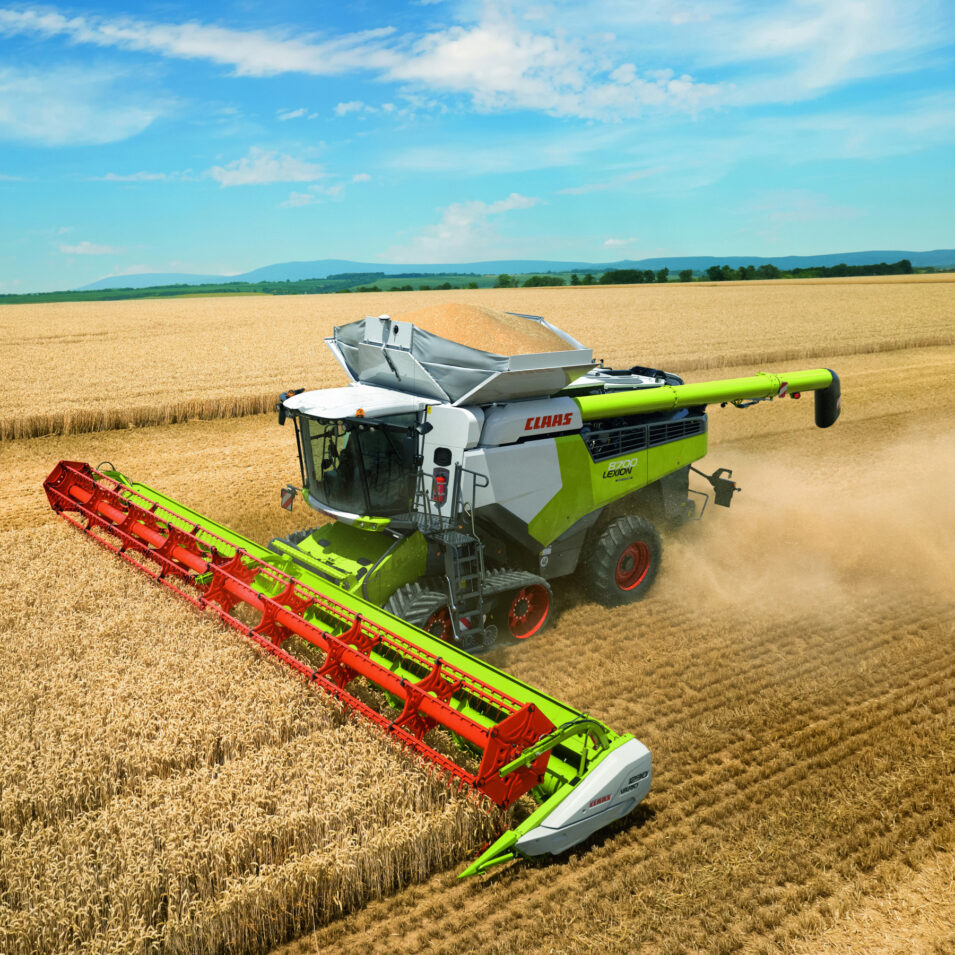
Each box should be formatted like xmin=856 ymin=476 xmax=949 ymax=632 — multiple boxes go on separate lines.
xmin=529 ymin=431 xmax=707 ymax=545
xmin=270 ymin=526 xmax=426 ymax=604
xmin=647 ymin=433 xmax=708 ymax=483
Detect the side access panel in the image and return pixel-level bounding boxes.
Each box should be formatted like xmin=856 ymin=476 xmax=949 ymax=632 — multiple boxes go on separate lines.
xmin=269 ymin=524 xmax=428 ymax=606
xmin=469 ymin=427 xmax=709 ymax=569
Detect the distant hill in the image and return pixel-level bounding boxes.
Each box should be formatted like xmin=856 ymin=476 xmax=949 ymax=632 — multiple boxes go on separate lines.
xmin=77 ymin=260 xmax=593 ymax=290
xmin=76 ymin=250 xmax=955 ymax=291
xmin=79 ymin=271 xmax=228 ymax=290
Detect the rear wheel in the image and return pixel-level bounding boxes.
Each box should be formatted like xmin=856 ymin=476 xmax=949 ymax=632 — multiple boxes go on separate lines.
xmin=484 ymin=569 xmax=552 ymax=643
xmin=499 ymin=583 xmax=551 ymax=640
xmin=585 ymin=515 xmax=662 ymax=606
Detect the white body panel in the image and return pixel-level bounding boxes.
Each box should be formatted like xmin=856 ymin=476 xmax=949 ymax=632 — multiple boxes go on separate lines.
xmin=480 ymin=396 xmax=582 ymax=447
xmin=466 ymin=443 xmax=562 ymax=524
xmin=424 ymin=404 xmax=485 ymax=450
xmin=420 ymin=405 xmax=486 ymax=522
xmin=516 ymin=738 xmax=652 ymax=857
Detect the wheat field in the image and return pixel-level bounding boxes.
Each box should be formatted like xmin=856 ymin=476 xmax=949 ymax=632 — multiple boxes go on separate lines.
xmin=1 ymin=277 xmax=954 ymax=953
xmin=0 ymin=523 xmax=498 ymax=955
xmin=2 ymin=276 xmax=953 ymax=440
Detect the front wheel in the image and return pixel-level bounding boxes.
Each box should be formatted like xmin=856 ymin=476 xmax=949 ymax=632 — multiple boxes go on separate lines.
xmin=584 ymin=515 xmax=662 ymax=606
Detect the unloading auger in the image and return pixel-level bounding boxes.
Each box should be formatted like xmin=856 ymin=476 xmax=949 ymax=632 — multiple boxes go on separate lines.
xmin=43 ymin=460 xmax=651 ymax=876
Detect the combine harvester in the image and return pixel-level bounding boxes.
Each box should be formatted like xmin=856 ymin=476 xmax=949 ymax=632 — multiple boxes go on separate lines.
xmin=44 ymin=311 xmax=840 ymax=877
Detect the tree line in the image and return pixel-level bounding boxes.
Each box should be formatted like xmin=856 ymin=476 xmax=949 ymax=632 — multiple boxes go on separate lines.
xmin=0 ymin=258 xmax=928 ymax=305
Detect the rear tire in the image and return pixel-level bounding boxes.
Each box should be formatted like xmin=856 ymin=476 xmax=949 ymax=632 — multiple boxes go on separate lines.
xmin=584 ymin=515 xmax=662 ymax=606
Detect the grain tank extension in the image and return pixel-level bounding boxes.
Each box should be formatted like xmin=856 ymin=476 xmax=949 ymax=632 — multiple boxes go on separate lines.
xmin=275 ymin=313 xmax=841 ymax=652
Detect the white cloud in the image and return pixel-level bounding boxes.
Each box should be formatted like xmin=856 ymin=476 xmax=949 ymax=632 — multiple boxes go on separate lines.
xmin=282 ymin=191 xmax=318 ymax=207
xmin=277 ymin=107 xmax=306 ymax=121
xmin=725 ymin=0 xmax=935 ymax=95
xmin=604 ymin=237 xmax=637 ymax=248
xmin=2 ymin=1 xmax=949 ymax=126
xmin=335 ymin=100 xmax=373 ymax=116
xmin=281 ymin=180 xmax=349 ymax=206
xmin=352 ymin=172 xmax=371 ymax=182
xmin=0 ymin=8 xmax=398 ymax=77
xmin=387 ymin=17 xmax=720 ymax=117
xmin=388 ymin=193 xmax=541 ymax=261
xmin=60 ymin=240 xmax=124 ymax=255
xmin=209 ymin=147 xmax=324 ymax=186
xmin=0 ymin=64 xmax=164 ymax=146
xmin=0 ymin=6 xmax=718 ymax=121
xmin=96 ymin=171 xmax=172 ymax=182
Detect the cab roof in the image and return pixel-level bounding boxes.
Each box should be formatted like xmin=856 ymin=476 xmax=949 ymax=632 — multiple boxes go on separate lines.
xmin=283 ymin=383 xmax=431 ymax=420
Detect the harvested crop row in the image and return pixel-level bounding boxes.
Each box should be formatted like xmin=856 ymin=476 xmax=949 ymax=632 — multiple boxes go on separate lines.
xmin=284 ymin=396 xmax=955 ymax=953
xmin=295 ymin=607 xmax=955 ymax=954
xmin=2 ymin=278 xmax=953 ymax=439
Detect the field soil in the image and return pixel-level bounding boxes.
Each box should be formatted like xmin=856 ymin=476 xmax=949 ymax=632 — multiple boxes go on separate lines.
xmin=1 ymin=278 xmax=953 ymax=953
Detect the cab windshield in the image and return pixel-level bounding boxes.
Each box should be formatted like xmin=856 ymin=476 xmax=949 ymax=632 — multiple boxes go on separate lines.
xmin=303 ymin=414 xmax=418 ymax=516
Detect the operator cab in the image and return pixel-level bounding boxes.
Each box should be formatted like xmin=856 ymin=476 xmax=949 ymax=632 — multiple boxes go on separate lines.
xmin=279 ymin=384 xmax=430 ymax=520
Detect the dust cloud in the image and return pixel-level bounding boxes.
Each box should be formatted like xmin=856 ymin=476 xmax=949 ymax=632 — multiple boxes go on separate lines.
xmin=660 ymin=428 xmax=955 ymax=615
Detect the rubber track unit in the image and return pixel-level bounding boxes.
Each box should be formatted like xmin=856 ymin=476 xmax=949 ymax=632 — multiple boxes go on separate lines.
xmin=43 ymin=461 xmax=555 ymax=808
xmin=483 ymin=569 xmax=552 ymax=641
xmin=482 ymin=568 xmax=552 ymax=601
xmin=386 ymin=571 xmax=552 ymax=647
xmin=385 ymin=578 xmax=452 ymax=630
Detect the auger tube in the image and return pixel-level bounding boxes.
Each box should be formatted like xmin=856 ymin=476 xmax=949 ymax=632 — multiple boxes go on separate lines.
xmin=572 ymin=367 xmax=840 ymax=425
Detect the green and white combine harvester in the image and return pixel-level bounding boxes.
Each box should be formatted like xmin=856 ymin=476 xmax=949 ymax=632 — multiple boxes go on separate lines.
xmin=44 ymin=312 xmax=840 ymax=876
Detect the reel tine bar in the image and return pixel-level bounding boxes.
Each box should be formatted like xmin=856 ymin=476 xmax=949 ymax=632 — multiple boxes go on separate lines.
xmin=44 ymin=461 xmax=554 ymax=807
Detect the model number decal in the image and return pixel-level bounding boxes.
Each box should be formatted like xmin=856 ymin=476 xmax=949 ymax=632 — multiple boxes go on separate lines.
xmin=619 ymin=771 xmax=649 ymax=795
xmin=602 ymin=457 xmax=639 ymax=479
xmin=524 ymin=412 xmax=574 ymax=431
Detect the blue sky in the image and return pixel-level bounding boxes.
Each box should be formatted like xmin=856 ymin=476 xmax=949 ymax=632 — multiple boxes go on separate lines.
xmin=1 ymin=0 xmax=953 ymax=292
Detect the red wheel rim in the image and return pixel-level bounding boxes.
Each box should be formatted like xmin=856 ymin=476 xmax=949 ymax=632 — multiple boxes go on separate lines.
xmin=506 ymin=585 xmax=549 ymax=639
xmin=425 ymin=607 xmax=454 ymax=642
xmin=615 ymin=542 xmax=651 ymax=590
